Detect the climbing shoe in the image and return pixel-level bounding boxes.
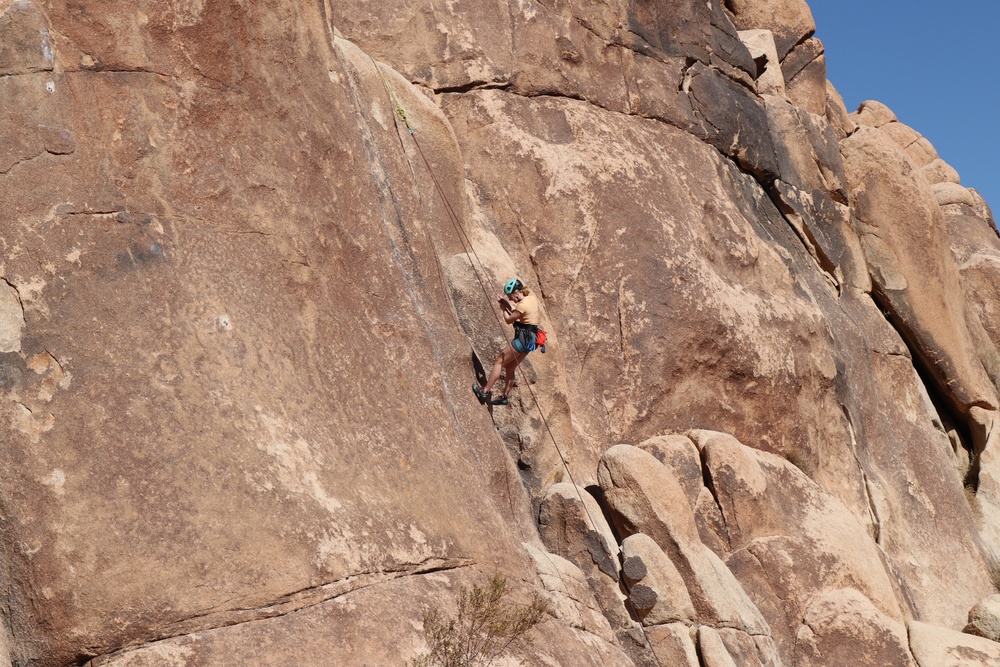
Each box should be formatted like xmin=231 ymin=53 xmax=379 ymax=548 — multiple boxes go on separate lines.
xmin=490 ymin=396 xmax=509 ymax=406
xmin=472 ymin=384 xmax=490 ymax=404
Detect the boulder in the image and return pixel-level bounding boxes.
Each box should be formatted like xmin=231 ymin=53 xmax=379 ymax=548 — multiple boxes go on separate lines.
xmin=878 ymin=122 xmax=923 ymax=153
xmin=598 ymin=444 xmax=701 ymax=547
xmin=851 ymin=100 xmax=897 ymax=128
xmin=795 ymin=588 xmax=915 ymax=667
xmin=966 ymin=594 xmax=1000 ymax=642
xmin=539 ymin=483 xmax=620 ymax=579
xmin=921 ymin=158 xmax=961 ymax=185
xmin=537 ymin=484 xmax=640 ymax=651
xmin=841 ymin=126 xmax=998 ymax=416
xmin=725 ymin=0 xmax=816 ymax=60
xmin=645 ymin=624 xmax=699 ymax=667
xmin=598 ymin=445 xmax=770 ymax=634
xmin=909 ymin=621 xmax=1000 ymax=667
xmin=738 ymin=29 xmax=786 ymax=96
xmin=636 ymin=434 xmax=704 ymax=510
xmin=524 ymin=544 xmax=618 ymax=643
xmin=781 ymin=38 xmax=827 ymax=115
xmin=621 ymin=533 xmax=697 ymax=625
xmin=694 ymin=433 xmax=908 ymax=664
xmin=933 ymin=182 xmax=976 ymax=207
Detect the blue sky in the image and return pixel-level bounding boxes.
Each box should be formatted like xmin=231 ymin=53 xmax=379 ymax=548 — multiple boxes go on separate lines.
xmin=809 ymin=1 xmax=1000 ymax=221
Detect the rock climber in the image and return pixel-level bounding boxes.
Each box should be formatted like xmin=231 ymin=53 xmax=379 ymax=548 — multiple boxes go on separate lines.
xmin=473 ymin=278 xmax=542 ymax=406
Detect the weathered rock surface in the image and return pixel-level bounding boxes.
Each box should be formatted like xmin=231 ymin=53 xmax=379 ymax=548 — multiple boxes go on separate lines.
xmin=795 ymin=589 xmax=915 ymax=667
xmin=621 ymin=533 xmax=697 ymax=625
xmin=726 ymin=0 xmax=816 ymax=59
xmin=1 ymin=0 xmax=999 ymax=665
xmin=966 ymin=594 xmax=1000 ymax=642
xmin=909 ymin=621 xmax=1000 ymax=667
xmin=841 ymin=126 xmax=997 ymax=416
xmin=598 ymin=445 xmax=771 ymax=636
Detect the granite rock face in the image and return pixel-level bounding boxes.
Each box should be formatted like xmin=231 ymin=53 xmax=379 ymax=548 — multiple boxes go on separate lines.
xmin=1 ymin=0 xmax=999 ymax=666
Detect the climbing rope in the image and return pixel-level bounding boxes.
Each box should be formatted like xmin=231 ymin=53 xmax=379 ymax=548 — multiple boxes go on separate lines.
xmin=366 ymin=56 xmax=664 ymax=667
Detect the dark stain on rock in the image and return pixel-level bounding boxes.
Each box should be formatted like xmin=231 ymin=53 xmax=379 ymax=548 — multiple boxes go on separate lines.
xmin=0 ymin=352 xmax=27 ymax=391
xmin=116 ymin=241 xmax=168 ymax=270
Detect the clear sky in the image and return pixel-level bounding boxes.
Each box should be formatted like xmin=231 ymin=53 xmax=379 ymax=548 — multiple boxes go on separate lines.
xmin=809 ymin=1 xmax=1000 ymax=222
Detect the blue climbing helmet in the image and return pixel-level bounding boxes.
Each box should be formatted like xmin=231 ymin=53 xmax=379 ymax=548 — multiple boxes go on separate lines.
xmin=504 ymin=278 xmax=524 ymax=295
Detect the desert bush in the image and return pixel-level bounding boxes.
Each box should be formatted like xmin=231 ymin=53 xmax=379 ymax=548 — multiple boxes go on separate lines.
xmin=408 ymin=574 xmax=549 ymax=667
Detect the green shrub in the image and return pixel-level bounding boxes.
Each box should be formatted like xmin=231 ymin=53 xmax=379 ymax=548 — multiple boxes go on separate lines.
xmin=408 ymin=575 xmax=549 ymax=667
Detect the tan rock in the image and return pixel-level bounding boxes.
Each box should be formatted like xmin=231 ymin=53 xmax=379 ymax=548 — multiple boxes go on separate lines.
xmin=781 ymin=38 xmax=827 ymax=115
xmin=795 ymin=588 xmax=915 ymax=667
xmin=0 ymin=0 xmax=53 ymax=76
xmin=598 ymin=444 xmax=701 ymax=547
xmin=842 ymin=127 xmax=998 ymax=415
xmin=921 ymin=158 xmax=961 ymax=185
xmin=825 ymin=80 xmax=857 ymax=139
xmin=905 ymin=138 xmax=941 ymax=168
xmin=695 ymin=487 xmax=731 ymax=556
xmin=909 ymin=620 xmax=1000 ymax=667
xmin=700 ymin=433 xmax=902 ymax=619
xmin=765 ymin=95 xmax=848 ymax=201
xmin=699 ymin=625 xmax=739 ymax=667
xmin=0 ymin=7 xmax=580 ymax=664
xmin=0 ymin=282 xmax=23 ymax=353
xmin=539 ymin=483 xmax=620 ymax=577
xmin=536 ymin=484 xmax=638 ymax=640
xmin=966 ymin=594 xmax=1000 ymax=642
xmin=738 ymin=29 xmax=786 ymax=96
xmin=969 ymin=189 xmax=998 ymax=229
xmin=770 ymin=182 xmax=870 ymax=290
xmin=598 ymin=445 xmax=769 ymax=635
xmin=524 ymin=543 xmax=618 ymax=643
xmin=879 ymin=121 xmax=922 ymax=152
xmin=933 ymin=182 xmax=976 ymax=207
xmin=646 ymin=623 xmax=699 ymax=667
xmin=852 ymin=100 xmax=898 ymax=128
xmin=621 ymin=533 xmax=696 ymax=626
xmin=636 ymin=434 xmax=703 ymax=509
xmin=725 ymin=0 xmax=816 ymax=59
xmin=92 ymin=569 xmax=638 ymax=667
xmin=717 ymin=628 xmax=784 ymax=667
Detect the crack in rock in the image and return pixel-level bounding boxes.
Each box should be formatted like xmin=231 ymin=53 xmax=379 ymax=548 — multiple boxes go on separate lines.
xmin=87 ymin=557 xmax=473 ymax=666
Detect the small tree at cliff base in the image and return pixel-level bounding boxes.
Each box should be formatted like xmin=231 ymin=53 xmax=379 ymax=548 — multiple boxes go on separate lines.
xmin=408 ymin=574 xmax=549 ymax=667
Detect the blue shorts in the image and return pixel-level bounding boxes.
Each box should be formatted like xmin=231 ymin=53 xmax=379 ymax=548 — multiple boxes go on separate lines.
xmin=512 ymin=337 xmax=529 ymax=353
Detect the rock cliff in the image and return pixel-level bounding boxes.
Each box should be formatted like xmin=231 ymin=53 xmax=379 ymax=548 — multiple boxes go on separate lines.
xmin=0 ymin=0 xmax=998 ymax=665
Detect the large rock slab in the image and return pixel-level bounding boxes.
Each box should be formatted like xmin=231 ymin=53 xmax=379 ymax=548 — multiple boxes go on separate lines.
xmin=442 ymin=87 xmax=853 ymax=491
xmin=0 ymin=5 xmax=563 ymax=664
xmin=841 ymin=126 xmax=997 ymax=417
xmin=909 ymin=621 xmax=1000 ymax=667
xmin=89 ymin=569 xmax=637 ymax=667
xmin=795 ymin=588 xmax=915 ymax=667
